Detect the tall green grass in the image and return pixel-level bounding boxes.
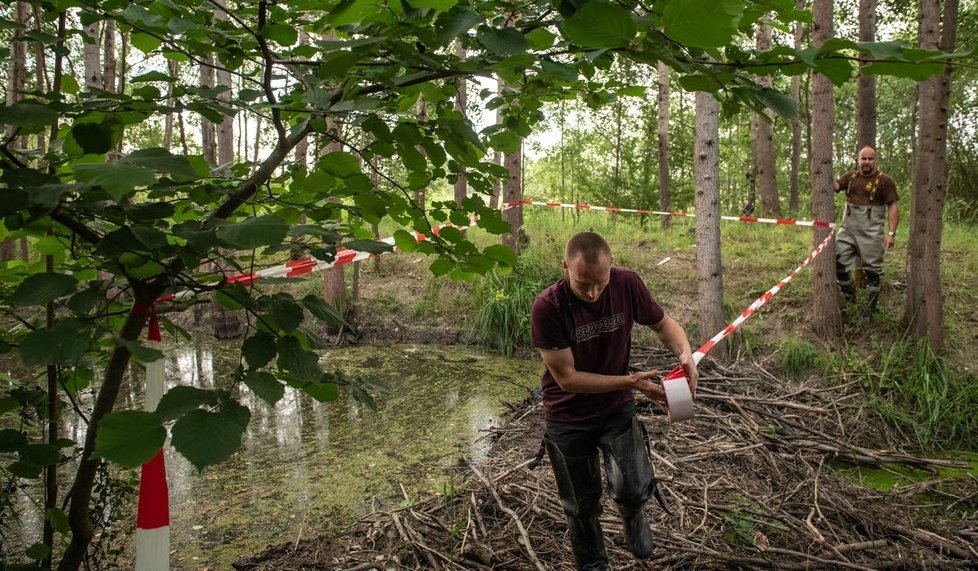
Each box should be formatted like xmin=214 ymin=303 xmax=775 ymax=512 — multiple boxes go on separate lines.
xmin=473 ymin=256 xmax=562 ymax=356
xmin=850 ymin=340 xmax=978 ymax=451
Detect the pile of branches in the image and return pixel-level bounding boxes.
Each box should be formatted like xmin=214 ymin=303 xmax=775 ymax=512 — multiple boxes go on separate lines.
xmin=235 ymin=349 xmax=978 ymax=570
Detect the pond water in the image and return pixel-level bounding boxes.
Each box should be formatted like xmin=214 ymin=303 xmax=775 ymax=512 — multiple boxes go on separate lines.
xmin=154 ymin=341 xmax=541 ymax=569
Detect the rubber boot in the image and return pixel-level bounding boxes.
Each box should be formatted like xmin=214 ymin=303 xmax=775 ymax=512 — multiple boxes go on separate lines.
xmin=544 ymin=436 xmax=608 ymax=571
xmin=864 ymin=271 xmax=881 ymax=323
xmin=602 ymin=418 xmax=655 ymax=560
xmin=837 ymin=264 xmax=856 ymax=303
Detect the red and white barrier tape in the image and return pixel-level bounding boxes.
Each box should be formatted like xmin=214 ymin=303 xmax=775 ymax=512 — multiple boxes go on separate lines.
xmin=661 ymin=229 xmax=837 ymax=421
xmin=159 ymin=223 xmax=468 ymax=303
xmin=503 ymin=200 xmax=835 ymax=230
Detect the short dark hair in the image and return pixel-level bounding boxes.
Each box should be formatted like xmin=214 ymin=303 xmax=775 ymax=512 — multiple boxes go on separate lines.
xmin=565 ymin=232 xmax=611 ymax=264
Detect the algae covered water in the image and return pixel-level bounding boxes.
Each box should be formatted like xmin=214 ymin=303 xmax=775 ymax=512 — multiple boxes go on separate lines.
xmin=160 ymin=341 xmax=541 ymax=569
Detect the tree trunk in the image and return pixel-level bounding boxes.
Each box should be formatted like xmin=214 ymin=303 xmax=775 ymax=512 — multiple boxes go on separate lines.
xmin=164 ymin=60 xmax=179 ymax=150
xmin=83 ymin=19 xmax=101 ymax=89
xmin=789 ymin=0 xmax=805 ymax=216
xmin=502 ymin=142 xmax=524 ymax=252
xmin=200 ymin=53 xmax=217 ymax=167
xmin=453 ymin=40 xmax=468 ymax=207
xmin=657 ymin=61 xmax=671 ymax=229
xmin=857 ymin=0 xmax=877 ymax=150
xmin=414 ymin=97 xmax=428 ymax=211
xmin=694 ymin=91 xmax=725 ymax=357
xmin=810 ymin=0 xmax=842 ymax=337
xmin=754 ymin=19 xmax=780 ymax=216
xmin=102 ymin=19 xmax=116 ymax=92
xmin=907 ymin=0 xmax=956 ymax=350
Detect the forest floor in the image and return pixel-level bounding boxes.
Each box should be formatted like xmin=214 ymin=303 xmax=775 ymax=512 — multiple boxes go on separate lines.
xmin=229 ymin=237 xmax=978 ymax=570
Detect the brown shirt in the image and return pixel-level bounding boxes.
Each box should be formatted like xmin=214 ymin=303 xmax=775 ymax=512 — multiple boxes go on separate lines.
xmin=837 ymin=170 xmax=898 ymax=207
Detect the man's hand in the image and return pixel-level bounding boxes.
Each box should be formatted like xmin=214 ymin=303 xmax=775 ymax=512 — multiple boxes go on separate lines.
xmin=631 ymin=371 xmax=668 ymax=411
xmin=678 ymin=352 xmax=699 ymax=397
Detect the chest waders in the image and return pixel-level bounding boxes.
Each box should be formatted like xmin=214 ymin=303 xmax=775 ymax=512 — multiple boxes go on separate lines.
xmin=541 ymin=416 xmax=665 ymax=569
xmin=836 ymin=173 xmax=886 ymax=317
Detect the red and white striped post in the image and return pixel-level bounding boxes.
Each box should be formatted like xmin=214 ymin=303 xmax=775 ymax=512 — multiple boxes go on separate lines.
xmin=135 ymin=305 xmax=170 ymax=570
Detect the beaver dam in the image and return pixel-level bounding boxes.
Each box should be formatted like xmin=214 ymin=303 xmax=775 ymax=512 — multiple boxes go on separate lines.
xmin=234 ymin=348 xmax=978 ymax=570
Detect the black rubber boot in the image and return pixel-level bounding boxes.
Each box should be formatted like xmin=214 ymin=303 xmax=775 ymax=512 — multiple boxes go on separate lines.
xmin=545 ymin=436 xmax=608 ymax=571
xmin=864 ymin=271 xmax=881 ymax=322
xmin=837 ymin=264 xmax=856 ymax=303
xmin=602 ymin=418 xmax=656 ymax=560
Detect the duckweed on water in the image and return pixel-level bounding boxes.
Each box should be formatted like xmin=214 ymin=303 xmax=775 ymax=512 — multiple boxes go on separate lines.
xmin=162 ymin=341 xmax=541 ymax=569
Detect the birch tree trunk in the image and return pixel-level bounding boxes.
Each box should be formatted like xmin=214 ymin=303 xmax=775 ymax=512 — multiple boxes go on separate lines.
xmin=694 ymin=91 xmax=725 ymax=357
xmin=83 ymin=18 xmax=101 ymax=89
xmin=810 ymin=0 xmax=842 ymax=337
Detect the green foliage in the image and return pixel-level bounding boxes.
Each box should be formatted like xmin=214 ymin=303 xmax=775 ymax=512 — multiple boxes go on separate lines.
xmin=777 ymin=337 xmax=827 ymax=378
xmin=847 ymin=341 xmax=978 ymax=451
xmin=474 ymin=257 xmax=561 ymax=357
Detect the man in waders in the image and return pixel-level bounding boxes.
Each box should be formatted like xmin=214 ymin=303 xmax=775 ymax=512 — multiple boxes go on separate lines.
xmin=530 ymin=232 xmax=698 ymax=570
xmin=834 ymin=146 xmax=900 ymax=320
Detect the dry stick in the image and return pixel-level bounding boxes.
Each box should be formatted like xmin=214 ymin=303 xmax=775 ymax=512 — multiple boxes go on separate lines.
xmin=825 ymin=539 xmax=889 ymax=555
xmin=468 ymin=464 xmax=547 ymax=571
xmin=760 ymin=546 xmax=879 ymax=571
xmin=884 ymin=522 xmax=977 ymax=561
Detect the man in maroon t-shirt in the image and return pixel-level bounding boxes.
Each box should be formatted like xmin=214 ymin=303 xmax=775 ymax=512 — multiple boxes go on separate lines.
xmin=530 ymin=232 xmax=698 ymax=570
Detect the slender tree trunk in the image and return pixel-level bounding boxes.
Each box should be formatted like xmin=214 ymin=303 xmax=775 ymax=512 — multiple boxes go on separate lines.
xmin=657 ymin=61 xmax=671 ymax=228
xmin=164 ymin=60 xmax=179 ymax=150
xmin=694 ymin=91 xmax=725 ymax=356
xmin=453 ymin=40 xmax=468 ymax=207
xmin=857 ymin=0 xmax=877 ymax=150
xmin=414 ymin=97 xmax=428 ymax=211
xmin=907 ymin=0 xmax=956 ymax=350
xmin=789 ymin=0 xmax=805 ymax=216
xmin=102 ymin=20 xmax=116 ymax=92
xmin=502 ymin=141 xmax=524 ymax=252
xmin=754 ymin=19 xmax=780 ymax=216
xmin=83 ymin=19 xmax=101 ymax=89
xmin=810 ymin=0 xmax=842 ymax=337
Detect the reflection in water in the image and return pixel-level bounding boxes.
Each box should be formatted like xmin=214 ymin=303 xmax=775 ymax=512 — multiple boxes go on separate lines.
xmin=156 ymin=341 xmax=538 ymax=569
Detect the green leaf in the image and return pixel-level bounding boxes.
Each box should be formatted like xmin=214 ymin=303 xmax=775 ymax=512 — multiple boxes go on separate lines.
xmin=155 ymin=386 xmax=219 ymax=421
xmin=19 ymin=443 xmax=59 ymax=466
xmin=434 ymin=6 xmax=483 ymax=45
xmin=811 ymin=57 xmax=856 ymax=86
xmin=0 ymin=102 xmax=58 ymax=134
xmin=10 ymin=273 xmax=78 ymax=307
xmin=303 ymin=382 xmax=339 ymax=403
xmin=170 ymin=402 xmax=250 ymax=470
xmin=262 ymin=23 xmax=298 ymax=46
xmin=301 ymin=295 xmax=348 ymax=328
xmin=661 ymin=0 xmax=742 ymax=48
xmin=345 ymin=239 xmax=394 ymax=255
xmin=525 ymin=27 xmax=557 ymax=50
xmin=476 ymin=26 xmax=530 ymax=57
xmin=862 ymin=60 xmax=944 ymax=81
xmin=131 ymin=70 xmax=174 ymax=83
xmin=216 ymin=215 xmax=290 ymax=249
xmin=124 ymin=148 xmax=204 ymax=180
xmin=0 ymin=428 xmax=28 ymax=453
xmin=482 ymin=243 xmax=517 ymax=267
xmin=268 ymin=295 xmax=304 ymax=333
xmin=120 ymin=340 xmax=165 ymax=364
xmin=131 ymin=32 xmax=161 ymax=53
xmin=242 ymin=332 xmax=277 ymax=369
xmin=276 ymin=336 xmax=323 ymax=382
xmin=328 ymin=0 xmax=384 ymax=26
xmin=93 ymin=410 xmax=166 ymax=467
xmin=19 ymin=319 xmax=89 ymax=366
xmin=69 ymin=117 xmax=124 ymax=155
xmin=73 ymin=162 xmax=157 ymax=202
xmin=561 ymin=3 xmax=637 ymax=48
xmin=26 ymin=542 xmax=52 ymax=560
xmin=407 ymin=0 xmax=456 ymax=10
xmin=244 ymin=371 xmax=285 ymax=405
xmin=755 ymin=87 xmax=797 ymax=120
xmin=8 ymin=461 xmax=43 ymax=478
xmin=430 ymin=256 xmax=454 ymax=276
xmin=319 ymin=151 xmax=363 ymax=178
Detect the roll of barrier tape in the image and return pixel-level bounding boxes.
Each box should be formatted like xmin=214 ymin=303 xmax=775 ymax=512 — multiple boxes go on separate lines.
xmin=662 ymin=366 xmax=694 ymax=422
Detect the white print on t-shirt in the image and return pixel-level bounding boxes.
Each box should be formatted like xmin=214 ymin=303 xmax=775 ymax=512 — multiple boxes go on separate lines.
xmin=573 ymin=313 xmax=625 ymax=343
